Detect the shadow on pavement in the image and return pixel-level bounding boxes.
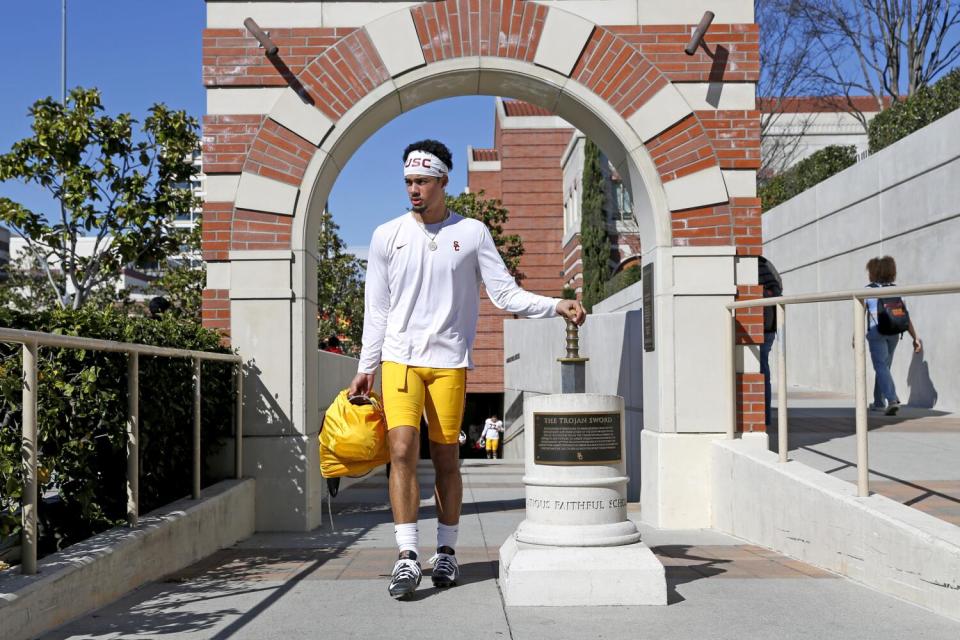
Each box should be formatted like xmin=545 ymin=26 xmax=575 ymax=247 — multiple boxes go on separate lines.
xmin=652 ymin=545 xmax=732 ymax=605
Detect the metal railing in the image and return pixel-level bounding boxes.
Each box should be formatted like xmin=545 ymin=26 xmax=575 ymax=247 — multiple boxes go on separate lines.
xmin=0 ymin=327 xmax=244 ymax=576
xmin=726 ymin=281 xmax=960 ymax=497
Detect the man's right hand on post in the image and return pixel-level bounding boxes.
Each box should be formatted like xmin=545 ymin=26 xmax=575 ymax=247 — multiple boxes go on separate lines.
xmin=348 ymin=372 xmax=376 ymax=398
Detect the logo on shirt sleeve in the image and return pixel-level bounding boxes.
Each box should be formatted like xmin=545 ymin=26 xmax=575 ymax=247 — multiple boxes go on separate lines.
xmin=453 ymin=241 xmax=460 ymax=252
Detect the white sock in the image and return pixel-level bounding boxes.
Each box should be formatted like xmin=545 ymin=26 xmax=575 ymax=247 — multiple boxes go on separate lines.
xmin=395 ymin=523 xmax=419 ymax=557
xmin=437 ymin=522 xmax=459 ymax=551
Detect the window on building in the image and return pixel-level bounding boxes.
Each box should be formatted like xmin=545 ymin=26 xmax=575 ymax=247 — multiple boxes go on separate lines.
xmin=613 ymin=182 xmax=632 ymax=221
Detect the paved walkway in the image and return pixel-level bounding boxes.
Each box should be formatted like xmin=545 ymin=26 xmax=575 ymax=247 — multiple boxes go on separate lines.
xmin=770 ymin=388 xmax=960 ymax=526
xmin=44 ymin=460 xmax=960 ymax=639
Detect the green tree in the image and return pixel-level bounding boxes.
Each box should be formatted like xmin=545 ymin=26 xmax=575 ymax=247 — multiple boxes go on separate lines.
xmin=317 ymin=209 xmax=366 ymax=355
xmin=446 ymin=190 xmax=525 ymax=281
xmin=0 ymin=87 xmax=200 ymax=309
xmin=579 ymin=139 xmax=611 ymax=311
xmin=149 ymin=222 xmax=204 ymax=321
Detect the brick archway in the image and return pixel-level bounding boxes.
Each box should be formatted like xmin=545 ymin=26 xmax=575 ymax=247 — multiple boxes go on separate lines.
xmin=201 ymin=0 xmax=762 ymax=531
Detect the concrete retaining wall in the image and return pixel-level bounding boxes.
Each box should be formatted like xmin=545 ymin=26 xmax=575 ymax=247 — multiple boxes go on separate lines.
xmin=0 ymin=479 xmax=255 ymax=640
xmin=712 ymin=439 xmax=960 ymax=620
xmin=762 ymin=108 xmax=960 ymax=412
xmin=593 ymin=279 xmax=643 ymax=313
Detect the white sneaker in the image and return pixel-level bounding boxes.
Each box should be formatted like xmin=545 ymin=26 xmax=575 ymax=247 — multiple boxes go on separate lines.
xmin=885 ymin=401 xmax=901 ymax=416
xmin=388 ymin=552 xmax=421 ymax=599
xmin=429 ymin=546 xmax=459 ymax=588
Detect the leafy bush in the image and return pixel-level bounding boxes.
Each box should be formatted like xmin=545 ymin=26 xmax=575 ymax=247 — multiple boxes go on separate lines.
xmin=759 ymin=145 xmax=857 ymax=211
xmin=603 ymin=265 xmax=642 ymax=300
xmin=868 ymin=67 xmax=960 ymax=153
xmin=0 ymin=308 xmax=234 ymax=558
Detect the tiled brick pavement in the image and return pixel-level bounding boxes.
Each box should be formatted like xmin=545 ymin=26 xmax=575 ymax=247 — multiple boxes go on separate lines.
xmin=773 ymin=388 xmax=960 ymax=528
xmin=164 ymin=542 xmax=836 ymax=587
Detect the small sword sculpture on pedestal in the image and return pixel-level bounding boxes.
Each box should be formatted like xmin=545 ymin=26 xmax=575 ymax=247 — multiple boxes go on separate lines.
xmin=558 ymin=319 xmax=588 ymax=393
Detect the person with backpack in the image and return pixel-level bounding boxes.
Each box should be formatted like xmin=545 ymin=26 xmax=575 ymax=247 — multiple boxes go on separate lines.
xmin=758 ymin=256 xmax=783 ymax=426
xmin=865 ymin=256 xmax=922 ymax=415
xmin=347 ymin=139 xmax=586 ymax=600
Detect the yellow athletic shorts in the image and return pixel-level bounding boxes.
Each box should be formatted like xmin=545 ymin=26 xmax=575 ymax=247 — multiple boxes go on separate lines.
xmin=485 ymin=438 xmax=500 ymax=452
xmin=381 ymin=362 xmax=466 ymax=445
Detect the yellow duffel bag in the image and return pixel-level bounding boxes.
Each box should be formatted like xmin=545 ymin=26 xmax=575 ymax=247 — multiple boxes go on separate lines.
xmin=320 ymin=389 xmax=390 ymax=479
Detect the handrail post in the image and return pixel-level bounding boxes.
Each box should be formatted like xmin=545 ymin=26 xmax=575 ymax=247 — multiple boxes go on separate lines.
xmin=853 ymin=297 xmax=869 ymax=496
xmin=21 ymin=341 xmax=38 ymax=575
xmin=127 ymin=351 xmax=139 ymax=526
xmin=193 ymin=357 xmax=202 ymax=500
xmin=234 ymin=362 xmax=243 ymax=480
xmin=727 ymin=307 xmax=737 ymax=438
xmin=777 ymin=303 xmax=788 ymax=462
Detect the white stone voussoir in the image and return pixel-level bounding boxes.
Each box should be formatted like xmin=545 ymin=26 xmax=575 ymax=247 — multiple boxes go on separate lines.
xmin=533 ymin=8 xmax=595 ymax=77
xmin=478 ymin=57 xmax=566 ymax=112
xmin=626 ymin=83 xmax=693 ymax=143
xmin=269 ymin=88 xmax=334 ymax=146
xmin=394 ymin=57 xmax=480 ymax=112
xmin=364 ymin=9 xmax=425 ymax=78
xmin=235 ymin=171 xmax=299 ymax=216
xmin=662 ymin=165 xmax=728 ymax=211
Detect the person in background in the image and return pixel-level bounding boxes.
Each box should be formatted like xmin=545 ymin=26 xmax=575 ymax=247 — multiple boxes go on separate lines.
xmin=865 ymin=256 xmax=922 ymax=415
xmin=480 ymin=413 xmax=503 ymax=459
xmin=758 ymin=257 xmax=783 ymax=426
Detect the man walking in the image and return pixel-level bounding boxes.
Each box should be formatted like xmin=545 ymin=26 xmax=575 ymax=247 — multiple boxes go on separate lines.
xmin=348 ymin=139 xmax=586 ymax=599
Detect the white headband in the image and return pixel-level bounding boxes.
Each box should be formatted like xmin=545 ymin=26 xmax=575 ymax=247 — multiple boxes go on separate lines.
xmin=403 ymin=150 xmax=449 ymax=178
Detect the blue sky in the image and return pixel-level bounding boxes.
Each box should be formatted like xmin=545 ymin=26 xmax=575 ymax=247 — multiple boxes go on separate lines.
xmin=0 ymin=1 xmax=496 ymax=249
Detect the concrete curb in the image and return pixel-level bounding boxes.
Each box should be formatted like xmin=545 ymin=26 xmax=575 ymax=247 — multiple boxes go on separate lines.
xmin=712 ymin=439 xmax=960 ymax=621
xmin=0 ymin=478 xmax=256 ymax=640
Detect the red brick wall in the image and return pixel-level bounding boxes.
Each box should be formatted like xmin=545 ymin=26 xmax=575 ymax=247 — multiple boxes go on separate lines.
xmin=203 ymin=28 xmax=355 ymax=87
xmin=468 ymin=168 xmax=501 ymax=199
xmin=610 ymin=23 xmax=759 ymax=83
xmin=201 ymin=288 xmax=231 ymax=341
xmin=202 ymin=115 xmax=264 ymax=175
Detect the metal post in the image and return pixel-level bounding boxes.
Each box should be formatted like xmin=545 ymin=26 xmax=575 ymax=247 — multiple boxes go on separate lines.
xmin=243 ymin=17 xmax=279 ymax=56
xmin=61 ymin=0 xmax=67 ymax=103
xmin=193 ymin=358 xmax=202 ymax=500
xmin=853 ymin=297 xmax=869 ymax=496
xmin=234 ymin=362 xmax=243 ymax=480
xmin=126 ymin=352 xmax=139 ymax=526
xmin=776 ymin=304 xmax=788 ymax=463
xmin=21 ymin=341 xmax=38 ymax=575
xmin=684 ymin=10 xmax=715 ymax=55
xmin=726 ymin=308 xmax=737 ymax=439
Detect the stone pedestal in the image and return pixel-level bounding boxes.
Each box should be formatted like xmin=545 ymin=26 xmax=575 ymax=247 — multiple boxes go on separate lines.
xmin=499 ymin=393 xmax=666 ymax=606
xmin=500 ymin=537 xmax=666 ymax=606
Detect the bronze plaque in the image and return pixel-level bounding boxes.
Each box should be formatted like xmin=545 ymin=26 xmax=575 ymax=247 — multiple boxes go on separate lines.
xmin=642 ymin=263 xmax=654 ymax=352
xmin=533 ymin=412 xmax=622 ymax=465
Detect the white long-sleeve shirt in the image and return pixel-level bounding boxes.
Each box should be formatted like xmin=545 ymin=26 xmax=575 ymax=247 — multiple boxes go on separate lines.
xmin=357 ymin=211 xmax=561 ymax=373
